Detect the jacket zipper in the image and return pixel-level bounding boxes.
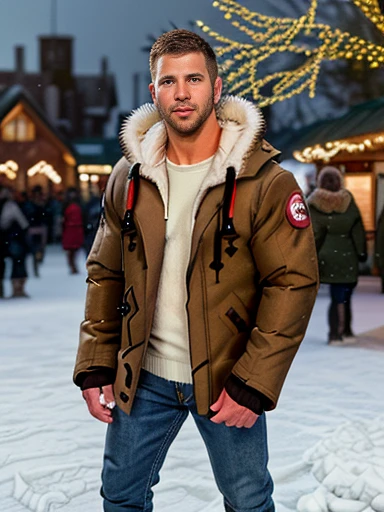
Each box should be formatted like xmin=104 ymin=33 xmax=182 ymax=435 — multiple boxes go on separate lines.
xmin=185 ymin=197 xmax=222 ymax=408
xmin=186 ymin=202 xmax=222 ymax=285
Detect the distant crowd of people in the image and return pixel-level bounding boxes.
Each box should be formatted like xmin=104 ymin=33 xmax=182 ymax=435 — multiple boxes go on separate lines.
xmin=0 ymin=184 xmax=101 ymax=299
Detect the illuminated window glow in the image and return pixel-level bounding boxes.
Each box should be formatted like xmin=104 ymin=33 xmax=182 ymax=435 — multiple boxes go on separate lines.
xmin=1 ymin=113 xmax=36 ymax=142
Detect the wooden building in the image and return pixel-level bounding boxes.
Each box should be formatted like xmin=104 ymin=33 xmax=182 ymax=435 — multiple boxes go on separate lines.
xmin=281 ymin=97 xmax=384 ymax=271
xmin=0 ymin=37 xmax=117 ymax=139
xmin=0 ymin=85 xmax=77 ymax=194
xmin=291 ymin=97 xmax=384 ymax=239
xmin=74 ymin=137 xmax=122 ymax=199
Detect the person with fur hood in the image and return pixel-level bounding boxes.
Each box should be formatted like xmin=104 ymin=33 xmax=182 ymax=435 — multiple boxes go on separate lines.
xmin=73 ymin=29 xmax=319 ymax=512
xmin=307 ymin=166 xmax=366 ymax=345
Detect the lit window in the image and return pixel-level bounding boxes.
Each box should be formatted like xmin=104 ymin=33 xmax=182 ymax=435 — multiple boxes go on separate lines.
xmin=1 ymin=113 xmax=36 ymax=142
xmin=2 ymin=120 xmax=16 ymax=140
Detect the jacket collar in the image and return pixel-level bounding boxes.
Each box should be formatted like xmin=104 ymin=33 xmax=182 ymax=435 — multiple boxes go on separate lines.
xmin=307 ymin=187 xmax=352 ymax=213
xmin=119 ymin=95 xmax=271 ymax=217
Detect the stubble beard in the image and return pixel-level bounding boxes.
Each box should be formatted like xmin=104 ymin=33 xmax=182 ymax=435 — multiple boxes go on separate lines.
xmin=157 ymin=92 xmax=215 ymax=137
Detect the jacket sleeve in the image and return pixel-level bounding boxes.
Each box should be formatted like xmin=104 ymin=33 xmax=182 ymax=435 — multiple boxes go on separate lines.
xmin=73 ymin=160 xmax=127 ymax=387
xmin=350 ymin=197 xmax=367 ymax=262
xmin=231 ymin=169 xmax=319 ymax=409
xmin=225 ymin=374 xmax=271 ymax=415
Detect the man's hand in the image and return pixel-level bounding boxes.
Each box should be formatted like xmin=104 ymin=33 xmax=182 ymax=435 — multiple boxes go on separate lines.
xmin=210 ymin=389 xmax=259 ymax=428
xmin=82 ymin=384 xmax=115 ymax=424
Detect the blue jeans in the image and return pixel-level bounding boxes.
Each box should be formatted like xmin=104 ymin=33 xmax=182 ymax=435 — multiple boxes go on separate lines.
xmin=329 ymin=283 xmax=354 ymax=305
xmin=102 ymin=370 xmax=274 ymax=512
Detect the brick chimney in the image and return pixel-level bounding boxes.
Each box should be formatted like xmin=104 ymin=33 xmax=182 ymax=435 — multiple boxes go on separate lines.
xmin=15 ymin=46 xmax=25 ymax=80
xmin=101 ymin=56 xmax=108 ymax=77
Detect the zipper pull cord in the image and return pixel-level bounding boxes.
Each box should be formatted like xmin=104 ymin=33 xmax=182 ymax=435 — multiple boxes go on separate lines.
xmin=209 ymin=167 xmax=239 ymax=283
xmin=209 ymin=213 xmax=224 ymax=284
xmin=121 ymin=163 xmax=141 ymax=252
xmin=221 ymin=166 xmax=239 ymax=257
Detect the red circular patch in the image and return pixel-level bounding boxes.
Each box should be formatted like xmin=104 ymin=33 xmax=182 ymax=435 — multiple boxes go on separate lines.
xmin=285 ymin=192 xmax=310 ymax=229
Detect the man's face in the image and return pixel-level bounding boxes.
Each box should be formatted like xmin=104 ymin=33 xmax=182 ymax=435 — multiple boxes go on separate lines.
xmin=149 ymin=52 xmax=222 ymax=136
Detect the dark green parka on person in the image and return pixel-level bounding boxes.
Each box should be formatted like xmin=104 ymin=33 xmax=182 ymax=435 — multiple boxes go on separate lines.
xmin=376 ymin=206 xmax=384 ymax=286
xmin=307 ymin=170 xmax=366 ymax=285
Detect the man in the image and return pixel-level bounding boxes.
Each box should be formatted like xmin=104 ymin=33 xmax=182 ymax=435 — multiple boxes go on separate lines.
xmin=73 ymin=29 xmax=318 ymax=512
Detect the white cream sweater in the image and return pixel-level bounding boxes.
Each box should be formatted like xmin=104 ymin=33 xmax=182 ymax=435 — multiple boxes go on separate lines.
xmin=143 ymin=156 xmax=213 ymax=383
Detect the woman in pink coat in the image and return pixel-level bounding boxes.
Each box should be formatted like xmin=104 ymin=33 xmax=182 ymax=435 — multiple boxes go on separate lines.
xmin=62 ymin=187 xmax=84 ymax=274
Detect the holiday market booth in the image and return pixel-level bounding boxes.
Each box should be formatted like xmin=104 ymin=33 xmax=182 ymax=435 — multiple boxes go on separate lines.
xmin=291 ymin=96 xmax=384 ymax=268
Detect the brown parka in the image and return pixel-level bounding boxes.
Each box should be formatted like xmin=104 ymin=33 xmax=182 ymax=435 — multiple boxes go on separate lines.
xmin=73 ymin=96 xmax=319 ymax=416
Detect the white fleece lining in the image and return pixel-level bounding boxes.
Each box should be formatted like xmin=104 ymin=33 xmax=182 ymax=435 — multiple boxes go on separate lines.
xmin=119 ymin=96 xmax=265 ymax=219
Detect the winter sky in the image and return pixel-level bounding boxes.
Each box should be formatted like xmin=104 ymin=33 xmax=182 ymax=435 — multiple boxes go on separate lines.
xmin=0 ymin=0 xmax=222 ymax=114
xmin=1 ymin=0 xmax=377 ymax=136
xmin=0 ymin=0 xmax=320 ymax=116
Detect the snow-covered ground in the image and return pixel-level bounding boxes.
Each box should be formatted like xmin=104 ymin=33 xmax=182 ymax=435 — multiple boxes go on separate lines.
xmin=1 ymin=245 xmax=384 ymax=512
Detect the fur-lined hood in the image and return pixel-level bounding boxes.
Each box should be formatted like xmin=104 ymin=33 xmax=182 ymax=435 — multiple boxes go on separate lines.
xmin=119 ymin=96 xmax=266 ymax=217
xmin=307 ymin=187 xmax=352 ymax=214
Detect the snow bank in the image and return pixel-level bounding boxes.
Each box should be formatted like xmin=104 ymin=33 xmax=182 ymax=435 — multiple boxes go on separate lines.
xmin=1 ymin=247 xmax=384 ymax=511
xmin=297 ymin=417 xmax=384 ymax=512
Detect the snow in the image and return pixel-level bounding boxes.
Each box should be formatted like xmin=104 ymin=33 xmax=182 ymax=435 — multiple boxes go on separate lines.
xmin=1 ymin=245 xmax=384 ymax=512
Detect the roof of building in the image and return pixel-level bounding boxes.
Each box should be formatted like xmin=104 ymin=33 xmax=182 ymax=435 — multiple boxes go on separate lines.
xmin=0 ymin=84 xmax=76 ymax=157
xmin=275 ymin=96 xmax=384 ymax=157
xmin=0 ymin=72 xmax=117 ymax=118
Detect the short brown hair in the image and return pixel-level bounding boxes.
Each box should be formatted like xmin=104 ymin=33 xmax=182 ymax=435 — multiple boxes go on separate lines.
xmin=149 ymin=29 xmax=218 ymax=84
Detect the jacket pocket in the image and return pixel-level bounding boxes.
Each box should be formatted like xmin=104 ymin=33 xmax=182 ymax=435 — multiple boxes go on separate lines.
xmin=217 ymin=292 xmax=251 ymax=336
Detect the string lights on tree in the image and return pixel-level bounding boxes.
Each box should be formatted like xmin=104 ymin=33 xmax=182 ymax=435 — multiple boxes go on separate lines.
xmin=197 ymin=0 xmax=384 ymax=107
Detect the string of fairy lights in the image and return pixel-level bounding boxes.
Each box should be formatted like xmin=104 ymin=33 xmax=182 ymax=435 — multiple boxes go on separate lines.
xmin=197 ymin=0 xmax=384 ymax=108
xmin=0 ymin=160 xmax=18 ymax=180
xmin=27 ymin=160 xmax=62 ymax=184
xmin=294 ymin=134 xmax=384 ymax=163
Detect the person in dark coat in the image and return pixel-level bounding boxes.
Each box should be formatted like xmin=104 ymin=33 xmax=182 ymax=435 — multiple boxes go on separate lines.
xmin=62 ymin=187 xmax=84 ymax=274
xmin=376 ymin=205 xmax=384 ymax=294
xmin=24 ymin=185 xmax=49 ymax=277
xmin=83 ymin=192 xmax=101 ymax=256
xmin=0 ymin=185 xmax=30 ymax=298
xmin=308 ymin=166 xmax=366 ymax=344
